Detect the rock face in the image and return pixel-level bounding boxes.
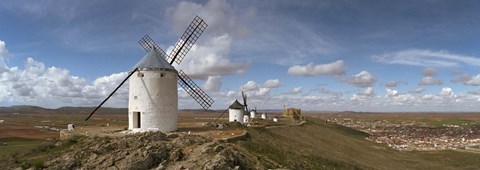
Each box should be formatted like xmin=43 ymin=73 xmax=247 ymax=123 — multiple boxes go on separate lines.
xmin=44 ymin=132 xmax=269 ymax=169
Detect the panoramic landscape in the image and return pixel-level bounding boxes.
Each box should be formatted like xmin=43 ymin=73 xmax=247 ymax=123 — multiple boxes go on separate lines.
xmin=1 ymin=0 xmax=480 ymax=169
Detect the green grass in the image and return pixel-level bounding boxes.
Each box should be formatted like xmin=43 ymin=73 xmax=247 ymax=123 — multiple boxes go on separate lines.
xmin=0 ymin=140 xmax=45 ymax=157
xmin=239 ymin=117 xmax=480 ymax=169
xmin=0 ymin=136 xmax=83 ymax=169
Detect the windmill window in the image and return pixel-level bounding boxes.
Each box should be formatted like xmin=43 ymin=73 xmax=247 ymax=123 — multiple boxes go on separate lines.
xmin=160 ymin=73 xmax=164 ymax=77
xmin=137 ymin=73 xmax=144 ymax=77
xmin=134 ymin=96 xmax=137 ymax=100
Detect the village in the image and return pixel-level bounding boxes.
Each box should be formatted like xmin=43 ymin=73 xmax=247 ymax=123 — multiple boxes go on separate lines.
xmin=333 ymin=118 xmax=480 ymax=152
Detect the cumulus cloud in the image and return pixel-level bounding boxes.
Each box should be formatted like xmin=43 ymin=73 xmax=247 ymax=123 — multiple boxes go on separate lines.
xmin=287 ymin=60 xmax=345 ymax=76
xmin=0 ymin=40 xmax=10 ymax=72
xmin=422 ymin=68 xmax=437 ymax=76
xmin=363 ymin=87 xmax=375 ymax=96
xmin=176 ymin=34 xmax=250 ymax=79
xmin=262 ymin=79 xmax=280 ymax=88
xmin=202 ymin=75 xmax=222 ymax=92
xmin=345 ymin=71 xmax=377 ymax=87
xmin=419 ymin=77 xmax=442 ymax=85
xmin=289 ymin=87 xmax=302 ymax=94
xmin=0 ymin=57 xmax=129 ymax=108
xmin=238 ymin=79 xmax=281 ymax=97
xmin=255 ymin=88 xmax=270 ymax=96
xmin=386 ymin=89 xmax=399 ymax=97
xmin=422 ymin=94 xmax=435 ymax=100
xmin=440 ymin=87 xmax=453 ymax=96
xmin=351 ymin=87 xmax=375 ymax=100
xmin=464 ymin=74 xmax=480 ymax=86
xmin=166 ymin=0 xmax=251 ymax=80
xmin=240 ymin=81 xmax=258 ymax=92
xmin=409 ymin=87 xmax=425 ymax=93
xmin=385 ymin=89 xmax=416 ymax=105
xmin=372 ymin=49 xmax=480 ymax=67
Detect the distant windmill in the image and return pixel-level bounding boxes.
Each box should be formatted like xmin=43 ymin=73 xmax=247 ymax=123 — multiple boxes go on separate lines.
xmin=85 ymin=16 xmax=214 ymax=132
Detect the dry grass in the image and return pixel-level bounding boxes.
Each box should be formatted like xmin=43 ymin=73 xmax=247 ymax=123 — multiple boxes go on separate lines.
xmin=239 ymin=117 xmax=480 ymax=169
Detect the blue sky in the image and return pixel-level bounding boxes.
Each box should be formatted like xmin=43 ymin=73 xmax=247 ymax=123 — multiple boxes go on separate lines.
xmin=1 ymin=0 xmax=480 ymax=111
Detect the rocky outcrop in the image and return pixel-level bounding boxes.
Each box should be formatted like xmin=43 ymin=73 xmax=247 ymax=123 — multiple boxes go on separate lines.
xmin=43 ymin=131 xmax=271 ymax=169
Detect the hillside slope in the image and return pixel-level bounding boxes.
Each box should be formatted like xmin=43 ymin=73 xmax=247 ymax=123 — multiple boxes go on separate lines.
xmin=2 ymin=117 xmax=479 ymax=169
xmin=239 ymin=118 xmax=480 ymax=169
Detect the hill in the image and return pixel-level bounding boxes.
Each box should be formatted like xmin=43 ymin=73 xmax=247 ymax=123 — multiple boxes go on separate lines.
xmin=240 ymin=118 xmax=480 ymax=169
xmin=1 ymin=117 xmax=479 ymax=169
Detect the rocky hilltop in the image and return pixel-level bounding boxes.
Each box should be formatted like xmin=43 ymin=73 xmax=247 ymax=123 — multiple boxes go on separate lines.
xmin=4 ymin=131 xmax=277 ymax=170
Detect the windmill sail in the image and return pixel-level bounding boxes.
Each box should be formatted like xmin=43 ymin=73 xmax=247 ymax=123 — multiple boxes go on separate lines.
xmin=137 ymin=16 xmax=213 ymax=110
xmin=168 ymin=16 xmax=208 ymax=65
xmin=85 ymin=68 xmax=138 ymax=121
xmin=242 ymin=91 xmax=248 ymax=113
xmin=178 ymin=70 xmax=214 ymax=110
xmin=139 ymin=35 xmax=168 ymax=57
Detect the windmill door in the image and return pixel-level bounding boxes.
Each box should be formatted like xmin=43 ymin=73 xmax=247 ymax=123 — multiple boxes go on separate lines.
xmin=133 ymin=111 xmax=141 ymax=128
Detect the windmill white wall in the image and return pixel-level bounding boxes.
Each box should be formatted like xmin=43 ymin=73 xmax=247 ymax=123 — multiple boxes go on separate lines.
xmin=243 ymin=115 xmax=249 ymax=123
xmin=128 ymin=50 xmax=178 ymax=132
xmin=250 ymin=110 xmax=256 ymax=118
xmin=228 ymin=108 xmax=244 ymax=123
xmin=261 ymin=112 xmax=267 ymax=119
xmin=228 ymin=99 xmax=244 ymax=124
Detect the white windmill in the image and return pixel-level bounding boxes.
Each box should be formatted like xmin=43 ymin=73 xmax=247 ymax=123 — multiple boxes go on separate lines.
xmin=228 ymin=99 xmax=244 ymax=123
xmin=85 ymin=16 xmax=214 ymax=132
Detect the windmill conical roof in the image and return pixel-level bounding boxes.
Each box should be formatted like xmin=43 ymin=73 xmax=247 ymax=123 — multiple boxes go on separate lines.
xmin=229 ymin=99 xmax=244 ymax=109
xmin=132 ymin=50 xmax=177 ymax=72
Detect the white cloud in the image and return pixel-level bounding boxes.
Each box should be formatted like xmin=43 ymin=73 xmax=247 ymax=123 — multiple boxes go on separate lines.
xmin=262 ymin=79 xmax=280 ymax=88
xmin=422 ymin=68 xmax=437 ymax=76
xmin=363 ymin=87 xmax=375 ymax=96
xmin=290 ymin=87 xmax=302 ymax=94
xmin=385 ymin=89 xmax=416 ymax=105
xmin=240 ymin=81 xmax=258 ymax=92
xmin=226 ymin=90 xmax=237 ymax=97
xmin=166 ymin=0 xmax=251 ymax=80
xmin=0 ymin=40 xmax=10 ymax=72
xmin=386 ymin=89 xmax=398 ymax=97
xmin=440 ymin=87 xmax=453 ymax=96
xmin=372 ymin=49 xmax=480 ymax=67
xmin=419 ymin=77 xmax=442 ymax=85
xmin=345 ymin=71 xmax=377 ymax=87
xmin=422 ymin=94 xmax=435 ymax=100
xmin=464 ymin=74 xmax=480 ymax=86
xmin=409 ymin=87 xmax=425 ymax=93
xmin=202 ymin=75 xmax=222 ymax=92
xmin=351 ymin=87 xmax=375 ymax=101
xmin=239 ymin=80 xmax=275 ymax=97
xmin=167 ymin=0 xmax=248 ymax=37
xmin=176 ymin=34 xmax=250 ymax=79
xmin=287 ymin=60 xmax=345 ymax=76
xmin=0 ymin=57 xmax=130 ymax=108
xmin=255 ymin=88 xmax=270 ymax=96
